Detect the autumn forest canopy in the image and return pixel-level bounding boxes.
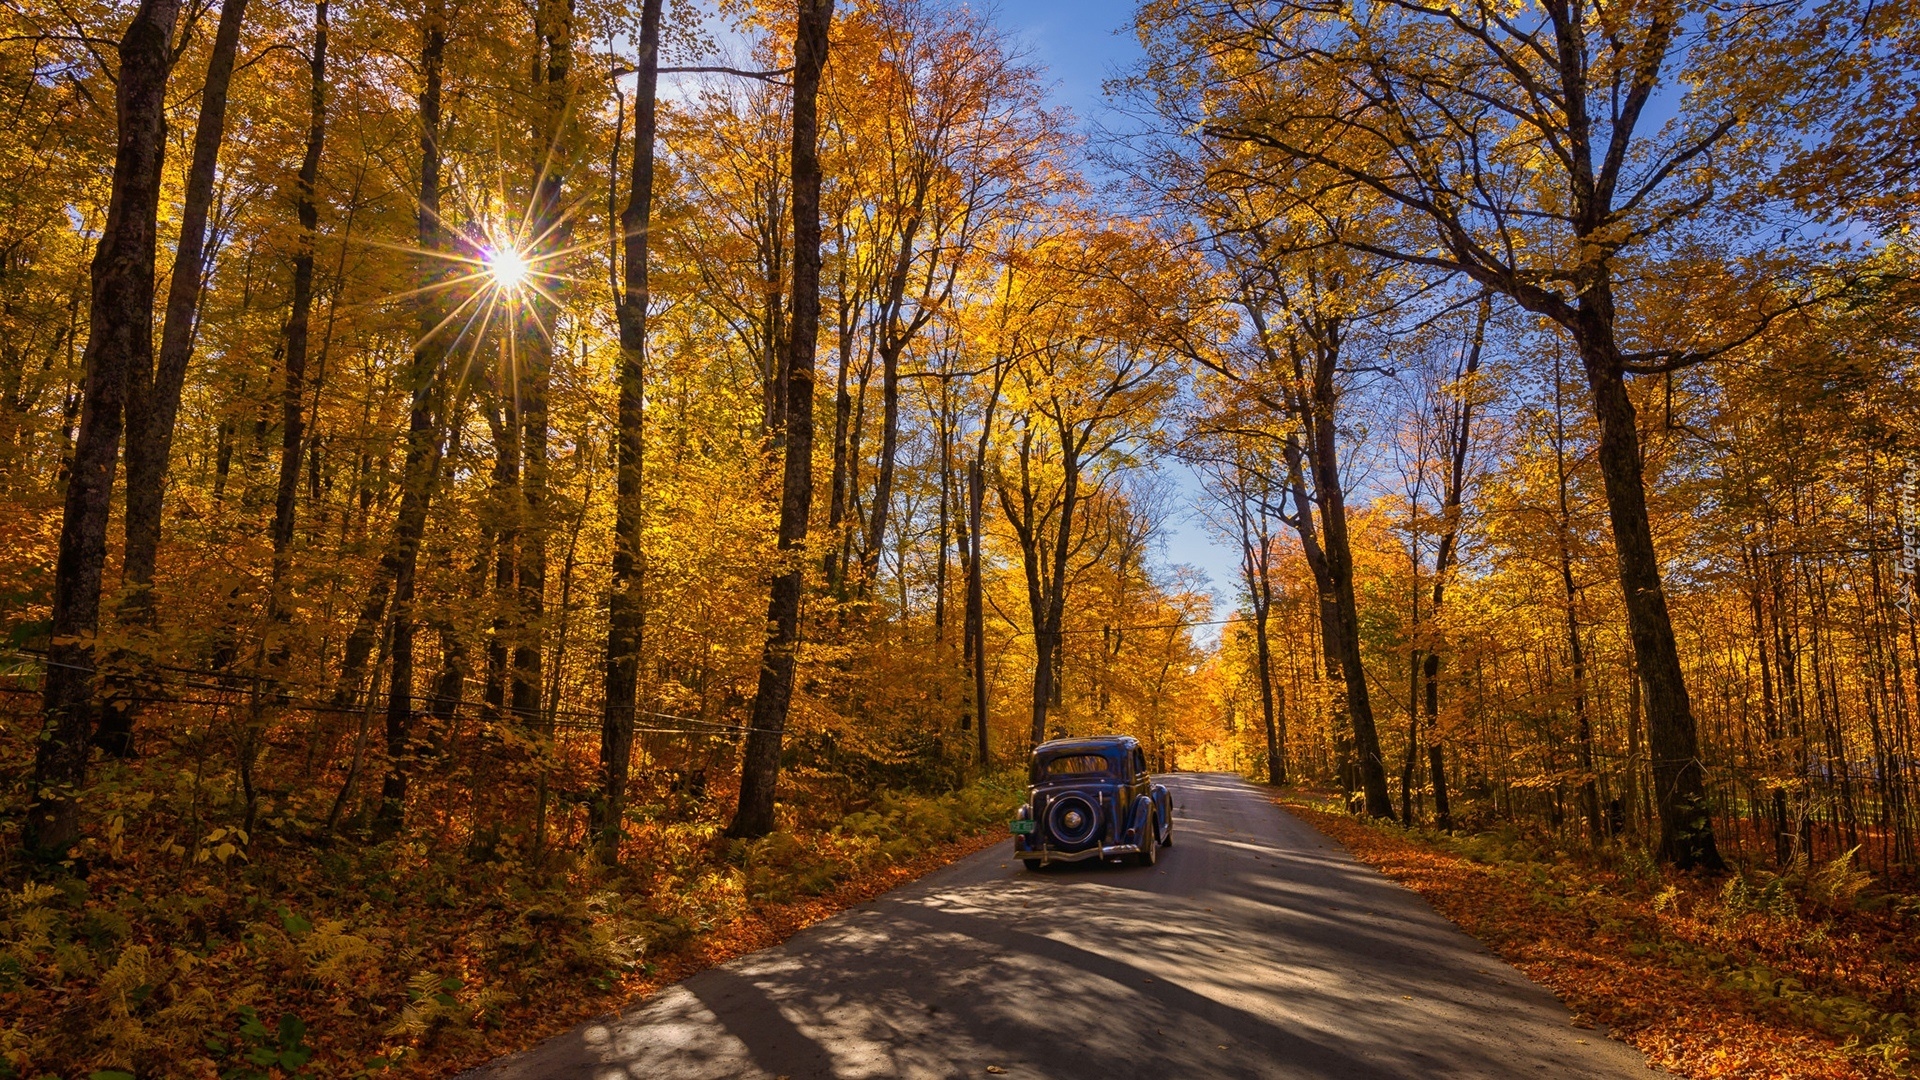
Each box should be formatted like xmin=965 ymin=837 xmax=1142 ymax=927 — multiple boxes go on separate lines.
xmin=2 ymin=0 xmax=1919 ymax=1072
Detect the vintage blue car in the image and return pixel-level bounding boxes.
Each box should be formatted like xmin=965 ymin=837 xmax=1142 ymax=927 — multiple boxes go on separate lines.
xmin=1010 ymin=735 xmax=1173 ymax=869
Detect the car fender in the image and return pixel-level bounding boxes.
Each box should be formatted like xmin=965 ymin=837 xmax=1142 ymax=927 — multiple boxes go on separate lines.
xmin=1126 ymin=793 xmax=1155 ymax=843
xmin=1150 ymin=784 xmax=1170 ymax=838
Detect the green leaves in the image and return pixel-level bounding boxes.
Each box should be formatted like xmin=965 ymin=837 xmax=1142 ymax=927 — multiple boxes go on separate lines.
xmin=221 ymin=1006 xmax=314 ymax=1080
xmin=279 ymin=905 xmax=313 ymax=937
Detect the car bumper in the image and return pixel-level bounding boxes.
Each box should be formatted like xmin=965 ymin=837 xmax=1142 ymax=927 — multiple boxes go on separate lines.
xmin=1015 ymin=841 xmax=1142 ymax=864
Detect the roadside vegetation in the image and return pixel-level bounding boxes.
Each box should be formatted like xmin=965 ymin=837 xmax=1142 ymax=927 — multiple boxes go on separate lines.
xmin=1279 ymin=791 xmax=1920 ymax=1080
xmin=0 ymin=747 xmax=1021 ymax=1077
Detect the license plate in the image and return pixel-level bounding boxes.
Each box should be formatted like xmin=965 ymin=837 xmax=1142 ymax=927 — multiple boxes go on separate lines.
xmin=1009 ymin=820 xmax=1036 ymax=835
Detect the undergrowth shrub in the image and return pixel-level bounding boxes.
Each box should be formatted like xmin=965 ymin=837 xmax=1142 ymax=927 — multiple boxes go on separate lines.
xmin=0 ymin=753 xmax=1022 ymax=1078
xmin=1286 ymin=789 xmax=1920 ymax=1075
xmin=1802 ymin=847 xmax=1873 ymax=912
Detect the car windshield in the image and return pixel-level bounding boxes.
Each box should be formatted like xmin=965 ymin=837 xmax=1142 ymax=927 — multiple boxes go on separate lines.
xmin=1042 ymin=753 xmax=1113 ymax=777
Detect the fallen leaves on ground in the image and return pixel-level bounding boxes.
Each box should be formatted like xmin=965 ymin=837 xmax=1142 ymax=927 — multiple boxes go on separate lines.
xmin=0 ymin=762 xmax=1024 ymax=1079
xmin=1274 ymin=792 xmax=1919 ymax=1080
xmin=434 ymin=823 xmax=1012 ymax=1077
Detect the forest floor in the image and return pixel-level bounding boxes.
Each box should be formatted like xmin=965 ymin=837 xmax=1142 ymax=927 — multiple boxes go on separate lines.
xmin=0 ymin=748 xmax=1025 ymax=1080
xmin=1276 ymin=791 xmax=1920 ymax=1080
xmin=435 ymin=818 xmax=1016 ymax=1078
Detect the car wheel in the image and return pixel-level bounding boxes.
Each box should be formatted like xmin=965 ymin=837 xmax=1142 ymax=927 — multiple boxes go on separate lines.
xmin=1137 ymin=810 xmax=1158 ymax=867
xmin=1021 ymin=858 xmax=1044 ymax=872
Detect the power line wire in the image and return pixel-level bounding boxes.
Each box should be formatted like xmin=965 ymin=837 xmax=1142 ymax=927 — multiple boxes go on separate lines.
xmin=0 ymin=650 xmax=780 ymax=735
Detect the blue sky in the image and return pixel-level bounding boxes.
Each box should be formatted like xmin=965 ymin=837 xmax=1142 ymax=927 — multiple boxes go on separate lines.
xmin=995 ymin=1 xmax=1149 ymax=122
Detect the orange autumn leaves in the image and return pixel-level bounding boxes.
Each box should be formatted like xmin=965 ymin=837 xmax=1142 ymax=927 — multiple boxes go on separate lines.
xmin=1277 ymin=793 xmax=1920 ymax=1080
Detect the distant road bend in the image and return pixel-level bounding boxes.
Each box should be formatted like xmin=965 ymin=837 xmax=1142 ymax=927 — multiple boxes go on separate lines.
xmin=461 ymin=773 xmax=1657 ymax=1079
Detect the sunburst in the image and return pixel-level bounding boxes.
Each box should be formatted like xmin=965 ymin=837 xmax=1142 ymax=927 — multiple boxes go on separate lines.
xmin=356 ymin=191 xmax=603 ymax=401
xmin=484 ymin=244 xmax=531 ymax=291
xmin=334 ymin=90 xmax=613 ymax=401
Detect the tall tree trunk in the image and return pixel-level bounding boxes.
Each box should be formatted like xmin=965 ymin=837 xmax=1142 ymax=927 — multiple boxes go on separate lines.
xmin=963 ymin=456 xmax=987 ymax=757
xmin=1744 ymin=543 xmax=1791 ymax=864
xmin=513 ymin=0 xmax=571 ymax=736
xmin=1250 ymin=553 xmax=1282 ymax=785
xmin=860 ymin=343 xmax=900 ymax=593
xmin=1419 ymin=295 xmax=1486 ymax=831
xmin=854 ymin=184 xmax=928 ymax=598
xmin=824 ymin=253 xmax=858 ymax=595
xmin=727 ymin=0 xmax=834 ymax=840
xmin=1402 ymin=506 xmax=1421 ymax=826
xmin=1310 ymin=401 xmax=1392 ymax=818
xmin=962 ymin=355 xmax=1005 ymax=765
xmin=268 ymin=0 xmax=328 ymax=614
xmin=760 ymin=180 xmax=788 ymax=435
xmin=1573 ymin=290 xmax=1723 ymax=869
xmin=933 ymin=385 xmax=951 ymax=641
xmin=1285 ymin=320 xmax=1391 ymax=817
xmin=1007 ymin=423 xmax=1081 ymax=750
xmin=101 ymin=0 xmax=249 ymax=756
xmin=1246 ymin=300 xmax=1349 ymax=790
xmin=598 ymin=0 xmax=663 ymax=862
xmin=25 ymin=0 xmax=183 ymax=860
xmin=1230 ymin=461 xmax=1284 ymax=784
xmin=484 ymin=399 xmax=519 ymax=727
xmin=998 ymin=433 xmax=1050 ymax=749
xmin=856 ymin=205 xmax=928 ymax=598
xmin=373 ymin=0 xmax=448 ymax=839
xmin=1278 ymin=426 xmax=1355 ymax=795
xmin=1554 ymin=356 xmax=1603 ymax=845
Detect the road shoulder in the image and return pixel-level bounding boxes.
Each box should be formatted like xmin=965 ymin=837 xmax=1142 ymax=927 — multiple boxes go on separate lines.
xmin=1274 ymin=791 xmax=1897 ymax=1080
xmin=440 ymin=824 xmax=1010 ymax=1077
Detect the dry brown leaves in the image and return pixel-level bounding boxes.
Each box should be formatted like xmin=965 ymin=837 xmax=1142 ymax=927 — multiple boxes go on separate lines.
xmin=1276 ymin=796 xmax=1899 ymax=1080
xmin=430 ymin=828 xmax=1007 ymax=1076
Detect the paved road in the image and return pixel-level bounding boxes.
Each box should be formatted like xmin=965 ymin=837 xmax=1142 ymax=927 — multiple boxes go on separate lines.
xmin=460 ymin=773 xmax=1656 ymax=1079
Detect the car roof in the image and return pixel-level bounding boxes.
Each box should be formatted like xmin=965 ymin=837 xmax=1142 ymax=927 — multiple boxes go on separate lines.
xmin=1033 ymin=735 xmax=1137 ymax=755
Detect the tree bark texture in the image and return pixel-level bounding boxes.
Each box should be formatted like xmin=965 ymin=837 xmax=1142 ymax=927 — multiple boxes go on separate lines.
xmin=728 ymin=0 xmax=834 ymax=840
xmin=1281 ymin=316 xmax=1391 ymax=818
xmin=1243 ymin=513 xmax=1283 ymax=785
xmin=1308 ymin=389 xmax=1393 ymax=818
xmin=374 ymin=0 xmax=448 ymax=838
xmin=1575 ymin=296 xmax=1722 ymax=868
xmin=1030 ymin=450 xmax=1077 ymax=748
xmin=966 ymin=456 xmax=989 ymax=762
xmin=27 ymin=0 xmax=184 ymax=859
xmin=120 ymin=0 xmax=248 ymax=595
xmin=599 ymin=0 xmax=663 ymax=861
xmin=270 ymin=1 xmax=328 ymax=588
xmin=512 ymin=0 xmax=572 ymax=736
xmin=97 ymin=0 xmax=251 ymax=757
xmin=996 ymin=422 xmax=1081 ymax=752
xmin=1418 ymin=296 xmax=1486 ymax=831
